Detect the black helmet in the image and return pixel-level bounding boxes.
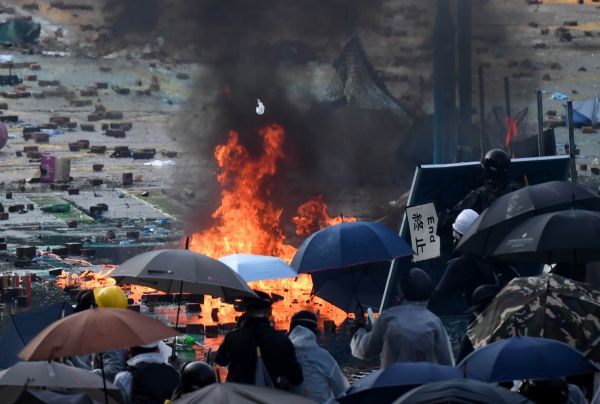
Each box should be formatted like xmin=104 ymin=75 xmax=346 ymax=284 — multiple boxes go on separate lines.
xmin=465 ymin=284 xmax=500 ymax=314
xmin=400 ymin=268 xmax=433 ymax=302
xmin=290 ymin=310 xmax=318 ymax=333
xmin=180 ymin=361 xmax=217 ymax=393
xmin=242 ymin=290 xmax=272 ymax=311
xmin=481 ymin=149 xmax=510 ymax=180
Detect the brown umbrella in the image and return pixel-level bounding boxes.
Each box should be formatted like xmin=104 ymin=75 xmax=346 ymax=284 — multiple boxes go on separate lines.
xmin=19 ymin=308 xmax=179 ymax=361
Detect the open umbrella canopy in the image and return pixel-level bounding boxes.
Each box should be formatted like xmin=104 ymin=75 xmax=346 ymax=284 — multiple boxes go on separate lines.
xmin=457 ymin=181 xmax=600 ymax=256
xmin=110 ymin=249 xmax=257 ymax=299
xmin=291 ymin=221 xmax=413 ymax=273
xmin=467 ymin=274 xmax=600 ymax=361
xmin=218 ymin=254 xmax=297 ymax=282
xmin=0 ymin=302 xmax=72 ymax=369
xmin=0 ymin=361 xmax=122 ymax=404
xmin=19 ymin=308 xmax=179 ymax=361
xmin=393 ymin=379 xmax=532 ymax=404
xmin=491 ymin=209 xmax=600 ymax=263
xmin=174 ymin=382 xmax=315 ymax=404
xmin=459 ymin=336 xmax=598 ymax=383
xmin=291 ymin=222 xmax=411 ymax=313
xmin=16 ymin=389 xmax=97 ymax=404
xmin=310 ymin=261 xmax=390 ymax=313
xmin=338 ymin=362 xmax=463 ymax=404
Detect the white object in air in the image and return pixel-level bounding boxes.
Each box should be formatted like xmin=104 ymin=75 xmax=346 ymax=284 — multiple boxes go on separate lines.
xmin=256 ymin=99 xmax=265 ymax=115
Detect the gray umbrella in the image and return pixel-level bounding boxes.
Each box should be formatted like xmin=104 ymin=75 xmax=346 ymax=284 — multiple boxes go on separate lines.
xmin=110 ymin=249 xmax=257 ymax=299
xmin=0 ymin=361 xmax=122 ymax=404
xmin=110 ymin=248 xmax=257 ymax=335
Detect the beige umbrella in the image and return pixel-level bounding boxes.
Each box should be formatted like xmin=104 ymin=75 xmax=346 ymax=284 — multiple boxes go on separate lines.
xmin=19 ymin=308 xmax=178 ymax=403
xmin=19 ymin=308 xmax=178 ymax=361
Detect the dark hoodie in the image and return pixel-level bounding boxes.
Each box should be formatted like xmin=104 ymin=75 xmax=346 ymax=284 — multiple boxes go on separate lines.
xmin=214 ymin=316 xmax=303 ymax=388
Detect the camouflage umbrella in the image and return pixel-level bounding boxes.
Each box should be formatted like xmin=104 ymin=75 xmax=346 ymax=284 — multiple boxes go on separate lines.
xmin=467 ymin=274 xmax=600 ymax=361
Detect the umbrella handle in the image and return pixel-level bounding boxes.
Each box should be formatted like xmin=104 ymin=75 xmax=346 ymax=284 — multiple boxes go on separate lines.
xmin=98 ymin=352 xmax=109 ymax=404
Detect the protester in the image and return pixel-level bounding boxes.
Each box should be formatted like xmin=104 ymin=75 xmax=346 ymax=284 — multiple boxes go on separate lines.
xmin=113 ymin=341 xmax=180 ymax=404
xmin=350 ymin=267 xmax=454 ymax=368
xmin=452 ymin=148 xmax=513 ymax=215
xmin=288 ymin=310 xmax=349 ymax=403
xmin=455 ymin=284 xmax=499 ymax=363
xmin=517 ymin=378 xmax=586 ymax=404
xmin=68 ymin=286 xmax=128 ymax=382
xmin=214 ymin=290 xmax=303 ymax=388
xmin=430 ymin=209 xmax=518 ymax=313
xmin=171 ymin=361 xmax=217 ymax=399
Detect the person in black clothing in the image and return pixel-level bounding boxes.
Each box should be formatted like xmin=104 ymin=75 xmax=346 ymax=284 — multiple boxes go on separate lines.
xmin=214 ymin=290 xmax=303 ymax=389
xmin=455 ymin=284 xmax=500 ymax=363
xmin=453 ymin=148 xmax=513 ymax=216
xmin=430 ymin=209 xmax=518 ymax=314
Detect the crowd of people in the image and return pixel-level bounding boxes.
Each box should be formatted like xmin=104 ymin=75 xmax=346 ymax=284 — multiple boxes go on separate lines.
xmin=18 ymin=149 xmax=600 ymax=403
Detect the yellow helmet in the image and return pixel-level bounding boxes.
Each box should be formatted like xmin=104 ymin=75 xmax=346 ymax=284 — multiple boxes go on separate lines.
xmin=93 ymin=286 xmax=128 ymax=309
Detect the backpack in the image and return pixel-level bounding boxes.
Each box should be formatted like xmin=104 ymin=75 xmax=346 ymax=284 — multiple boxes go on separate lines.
xmin=129 ymin=362 xmax=180 ymax=404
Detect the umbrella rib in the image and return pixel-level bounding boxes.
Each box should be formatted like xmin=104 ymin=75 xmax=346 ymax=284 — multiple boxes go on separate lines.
xmin=10 ymin=314 xmax=26 ymax=345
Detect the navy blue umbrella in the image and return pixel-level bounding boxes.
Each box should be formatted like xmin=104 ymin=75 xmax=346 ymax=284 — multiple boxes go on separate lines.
xmin=291 ymin=221 xmax=413 ymax=273
xmin=310 ymin=261 xmax=391 ymax=313
xmin=393 ymin=379 xmax=532 ymax=404
xmin=291 ymin=222 xmax=413 ymax=312
xmin=338 ymin=362 xmax=463 ymax=404
xmin=0 ymin=302 xmax=73 ymax=369
xmin=459 ymin=336 xmax=599 ymax=383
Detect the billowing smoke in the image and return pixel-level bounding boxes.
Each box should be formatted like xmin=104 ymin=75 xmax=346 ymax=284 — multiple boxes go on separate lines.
xmin=104 ymin=0 xmax=535 ymax=229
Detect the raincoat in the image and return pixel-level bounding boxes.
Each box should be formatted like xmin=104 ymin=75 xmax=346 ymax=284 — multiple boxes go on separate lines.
xmin=351 ymin=301 xmax=454 ymax=368
xmin=289 ymin=325 xmax=349 ymax=403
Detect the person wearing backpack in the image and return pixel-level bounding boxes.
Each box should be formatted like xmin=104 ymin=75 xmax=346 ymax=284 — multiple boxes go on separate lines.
xmin=214 ymin=290 xmax=303 ymax=389
xmin=288 ymin=311 xmax=349 ymax=403
xmin=113 ymin=341 xmax=180 ymax=404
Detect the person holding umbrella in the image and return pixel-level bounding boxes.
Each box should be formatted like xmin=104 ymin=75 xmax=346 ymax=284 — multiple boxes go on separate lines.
xmin=350 ymin=268 xmax=454 ymax=368
xmin=214 ymin=290 xmax=303 ymax=389
xmin=68 ymin=286 xmax=129 ymax=383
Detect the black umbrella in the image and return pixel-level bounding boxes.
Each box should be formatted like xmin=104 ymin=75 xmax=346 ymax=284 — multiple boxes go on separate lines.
xmin=457 ymin=181 xmax=600 ymax=256
xmin=492 ymin=210 xmax=600 ymax=263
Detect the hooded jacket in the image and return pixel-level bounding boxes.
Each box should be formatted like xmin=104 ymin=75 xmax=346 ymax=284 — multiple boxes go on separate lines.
xmin=289 ymin=325 xmax=349 ymax=403
xmin=350 ymin=301 xmax=454 ymax=369
xmin=215 ymin=316 xmax=303 ymax=388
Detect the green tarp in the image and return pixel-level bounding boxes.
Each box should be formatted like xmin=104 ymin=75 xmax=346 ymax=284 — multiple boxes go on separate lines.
xmin=0 ymin=19 xmax=41 ymax=45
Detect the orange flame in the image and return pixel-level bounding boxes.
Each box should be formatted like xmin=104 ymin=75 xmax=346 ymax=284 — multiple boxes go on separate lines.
xmin=189 ymin=124 xmax=351 ymax=327
xmin=190 ymin=125 xmax=296 ymax=261
xmin=293 ymin=195 xmax=356 ymax=236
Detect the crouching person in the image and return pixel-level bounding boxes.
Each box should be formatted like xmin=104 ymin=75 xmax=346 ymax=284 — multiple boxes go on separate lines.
xmin=114 ymin=341 xmax=179 ymax=404
xmin=288 ymin=311 xmax=349 ymax=403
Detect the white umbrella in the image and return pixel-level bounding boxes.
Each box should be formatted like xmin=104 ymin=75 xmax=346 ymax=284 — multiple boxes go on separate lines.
xmin=219 ymin=254 xmax=297 ymax=282
xmin=0 ymin=361 xmax=122 ymax=403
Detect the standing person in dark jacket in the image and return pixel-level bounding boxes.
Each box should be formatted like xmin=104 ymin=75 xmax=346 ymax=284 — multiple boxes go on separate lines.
xmin=214 ymin=290 xmax=303 ymax=389
xmin=429 ymin=209 xmax=518 ymax=314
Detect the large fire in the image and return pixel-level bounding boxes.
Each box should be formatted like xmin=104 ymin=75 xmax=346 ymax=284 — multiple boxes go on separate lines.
xmin=57 ymin=123 xmax=354 ymax=330
xmin=190 ymin=124 xmax=354 ymax=328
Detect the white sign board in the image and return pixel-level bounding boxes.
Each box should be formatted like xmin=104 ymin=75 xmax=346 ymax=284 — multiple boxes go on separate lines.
xmin=406 ymin=202 xmax=440 ymax=262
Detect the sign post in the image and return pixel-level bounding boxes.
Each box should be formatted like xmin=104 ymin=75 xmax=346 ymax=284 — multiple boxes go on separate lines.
xmin=406 ymin=203 xmax=441 ymax=262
